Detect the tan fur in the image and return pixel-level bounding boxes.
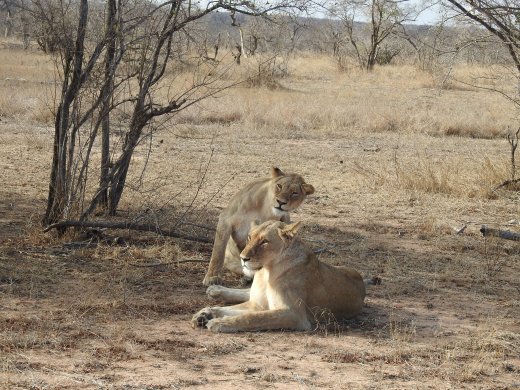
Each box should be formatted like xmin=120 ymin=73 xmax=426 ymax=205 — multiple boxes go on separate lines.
xmin=193 ymin=220 xmax=366 ymax=333
xmin=202 ymin=167 xmax=314 ymax=286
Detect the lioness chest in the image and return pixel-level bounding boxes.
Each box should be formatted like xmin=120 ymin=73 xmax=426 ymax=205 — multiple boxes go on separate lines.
xmin=248 ymin=270 xmax=297 ymax=310
xmin=248 ymin=270 xmax=276 ymax=309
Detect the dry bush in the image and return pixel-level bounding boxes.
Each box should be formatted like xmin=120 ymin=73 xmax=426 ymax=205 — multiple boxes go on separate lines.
xmin=395 ymin=156 xmax=457 ymax=195
xmin=239 ymin=54 xmax=290 ymax=90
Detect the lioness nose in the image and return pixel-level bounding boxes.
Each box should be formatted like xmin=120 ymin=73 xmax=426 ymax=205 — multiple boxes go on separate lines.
xmin=277 ymin=199 xmax=287 ymax=206
xmin=240 ymin=256 xmax=250 ymax=262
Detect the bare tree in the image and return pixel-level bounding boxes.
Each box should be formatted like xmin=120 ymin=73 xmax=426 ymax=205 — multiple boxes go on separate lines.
xmin=325 ymin=0 xmax=420 ymax=70
xmin=444 ymin=0 xmax=520 ymax=97
xmin=440 ymin=0 xmax=520 ymax=190
xmin=0 ymin=0 xmax=15 ymax=37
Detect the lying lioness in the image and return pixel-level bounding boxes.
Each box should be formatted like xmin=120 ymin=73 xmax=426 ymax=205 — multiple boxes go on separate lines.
xmin=192 ymin=220 xmax=366 ymax=333
xmin=202 ymin=167 xmax=314 ymax=286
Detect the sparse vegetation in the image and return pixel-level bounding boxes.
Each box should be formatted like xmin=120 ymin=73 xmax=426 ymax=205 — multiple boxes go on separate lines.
xmin=1 ymin=5 xmax=520 ymax=387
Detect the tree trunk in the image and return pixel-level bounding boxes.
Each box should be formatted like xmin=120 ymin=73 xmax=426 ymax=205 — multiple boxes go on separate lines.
xmin=43 ymin=105 xmax=65 ymax=226
xmin=43 ymin=0 xmax=89 ymax=226
xmin=4 ymin=9 xmax=12 ymax=38
xmin=99 ymin=0 xmax=117 ymax=211
xmin=367 ymin=46 xmax=378 ymax=70
xmin=239 ymin=28 xmax=247 ymax=59
xmin=108 ymin=151 xmax=132 ymax=215
xmin=107 ymin=112 xmax=145 ymax=215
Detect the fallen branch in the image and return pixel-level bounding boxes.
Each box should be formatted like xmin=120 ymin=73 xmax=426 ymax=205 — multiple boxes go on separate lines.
xmin=494 ymin=177 xmax=520 ymax=190
xmin=128 ymin=259 xmax=207 ymax=267
xmin=480 ymin=225 xmax=520 ymax=241
xmin=44 ymin=220 xmax=212 ymax=244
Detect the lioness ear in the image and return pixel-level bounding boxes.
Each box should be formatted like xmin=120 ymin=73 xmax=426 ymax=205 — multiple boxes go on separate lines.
xmin=250 ymin=220 xmax=261 ymax=230
xmin=278 ymin=221 xmax=302 ymax=240
xmin=271 ymin=167 xmax=285 ymax=178
xmin=301 ymin=183 xmax=315 ymax=195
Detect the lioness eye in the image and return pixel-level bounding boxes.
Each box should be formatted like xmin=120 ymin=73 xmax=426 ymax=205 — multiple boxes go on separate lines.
xmin=247 ymin=235 xmax=251 ymax=241
xmin=261 ymin=240 xmax=268 ymax=246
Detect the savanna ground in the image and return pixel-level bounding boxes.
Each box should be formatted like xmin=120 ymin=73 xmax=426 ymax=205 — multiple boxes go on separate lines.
xmin=0 ymin=41 xmax=519 ymax=389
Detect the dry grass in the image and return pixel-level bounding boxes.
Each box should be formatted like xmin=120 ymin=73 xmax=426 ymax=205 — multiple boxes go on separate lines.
xmin=175 ymin=58 xmax=516 ymax=147
xmin=1 ymin=41 xmax=519 ymax=389
xmin=0 ymin=46 xmax=55 ymax=123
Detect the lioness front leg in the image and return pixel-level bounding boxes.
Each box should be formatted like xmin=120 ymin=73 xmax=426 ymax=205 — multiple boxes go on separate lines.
xmin=203 ymin=219 xmax=232 ymax=286
xmin=191 ymin=302 xmax=255 ymax=328
xmin=206 ymin=309 xmax=311 ymax=333
xmin=206 ymin=285 xmax=250 ymax=304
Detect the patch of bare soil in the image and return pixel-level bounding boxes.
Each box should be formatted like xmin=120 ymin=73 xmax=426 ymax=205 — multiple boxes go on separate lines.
xmin=1 ymin=118 xmax=519 ymax=389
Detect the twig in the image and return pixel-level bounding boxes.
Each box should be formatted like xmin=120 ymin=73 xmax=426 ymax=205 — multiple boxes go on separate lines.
xmin=174 ymin=146 xmax=215 ymax=229
xmin=313 ymin=244 xmax=337 ymax=254
xmin=43 ymin=220 xmax=212 ymax=244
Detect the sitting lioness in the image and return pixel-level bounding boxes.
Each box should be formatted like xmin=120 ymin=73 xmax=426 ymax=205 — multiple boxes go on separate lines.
xmin=202 ymin=167 xmax=314 ymax=286
xmin=192 ymin=220 xmax=366 ymax=332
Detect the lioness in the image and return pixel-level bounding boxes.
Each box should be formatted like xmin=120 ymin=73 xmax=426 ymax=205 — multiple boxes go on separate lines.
xmin=192 ymin=220 xmax=366 ymax=332
xmin=202 ymin=167 xmax=314 ymax=286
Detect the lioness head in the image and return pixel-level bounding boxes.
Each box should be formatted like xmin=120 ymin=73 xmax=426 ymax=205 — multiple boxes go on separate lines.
xmin=240 ymin=220 xmax=302 ymax=273
xmin=270 ymin=167 xmax=314 ymax=216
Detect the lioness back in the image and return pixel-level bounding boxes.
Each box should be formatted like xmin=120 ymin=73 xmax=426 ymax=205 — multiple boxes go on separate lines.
xmin=307 ymin=262 xmax=366 ymax=320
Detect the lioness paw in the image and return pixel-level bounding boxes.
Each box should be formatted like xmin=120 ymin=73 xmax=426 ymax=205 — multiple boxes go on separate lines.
xmin=206 ymin=285 xmax=224 ymax=299
xmin=191 ymin=308 xmax=213 ymax=328
xmin=202 ymin=274 xmax=222 ymax=287
xmin=206 ymin=318 xmax=233 ymax=333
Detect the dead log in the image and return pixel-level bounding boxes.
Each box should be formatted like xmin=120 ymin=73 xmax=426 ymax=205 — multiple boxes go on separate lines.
xmin=44 ymin=220 xmax=212 ymax=244
xmin=480 ymin=225 xmax=520 ymax=241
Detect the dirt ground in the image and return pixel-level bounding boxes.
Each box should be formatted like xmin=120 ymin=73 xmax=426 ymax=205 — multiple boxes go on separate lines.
xmin=1 ymin=56 xmax=520 ymax=389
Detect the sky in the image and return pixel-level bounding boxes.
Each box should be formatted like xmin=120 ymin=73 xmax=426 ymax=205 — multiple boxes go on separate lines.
xmin=412 ymin=1 xmax=443 ymax=25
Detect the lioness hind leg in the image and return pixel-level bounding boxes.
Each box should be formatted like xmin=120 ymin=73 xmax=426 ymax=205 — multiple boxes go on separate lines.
xmin=206 ymin=285 xmax=250 ymax=304
xmin=223 ymin=239 xmax=243 ymax=275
